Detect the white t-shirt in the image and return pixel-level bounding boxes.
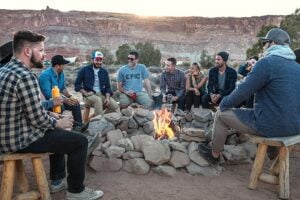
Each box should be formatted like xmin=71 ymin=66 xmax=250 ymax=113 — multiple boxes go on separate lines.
xmin=93 ymin=68 xmax=100 ymax=93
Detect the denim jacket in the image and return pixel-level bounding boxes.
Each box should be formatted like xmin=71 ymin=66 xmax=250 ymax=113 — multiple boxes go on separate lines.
xmin=74 ymin=64 xmax=113 ymax=96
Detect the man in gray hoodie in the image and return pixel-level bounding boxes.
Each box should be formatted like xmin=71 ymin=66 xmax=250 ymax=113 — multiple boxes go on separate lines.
xmin=198 ymin=28 xmax=300 ymax=164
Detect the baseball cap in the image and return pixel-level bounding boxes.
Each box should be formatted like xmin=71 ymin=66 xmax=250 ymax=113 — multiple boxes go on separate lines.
xmin=91 ymin=51 xmax=103 ymax=59
xmin=51 ymin=55 xmax=70 ymax=66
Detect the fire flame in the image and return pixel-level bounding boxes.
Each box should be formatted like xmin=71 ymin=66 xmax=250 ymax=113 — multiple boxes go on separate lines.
xmin=152 ymin=108 xmax=175 ymax=140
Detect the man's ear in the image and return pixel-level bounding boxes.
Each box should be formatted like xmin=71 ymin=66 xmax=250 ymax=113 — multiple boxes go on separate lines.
xmin=24 ymin=47 xmax=32 ymax=57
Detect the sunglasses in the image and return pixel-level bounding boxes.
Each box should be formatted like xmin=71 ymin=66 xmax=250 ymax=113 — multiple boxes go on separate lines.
xmin=262 ymin=40 xmax=271 ymax=46
xmin=94 ymin=57 xmax=103 ymax=61
xmin=127 ymin=57 xmax=135 ymax=61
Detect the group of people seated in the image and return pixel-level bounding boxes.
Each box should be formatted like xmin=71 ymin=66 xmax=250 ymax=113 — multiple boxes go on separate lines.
xmin=38 ymin=46 xmax=293 ymax=125
xmin=1 ymin=28 xmax=300 ymax=200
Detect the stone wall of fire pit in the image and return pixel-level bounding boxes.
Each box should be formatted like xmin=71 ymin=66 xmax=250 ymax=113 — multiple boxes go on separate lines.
xmin=86 ymin=106 xmax=257 ymax=177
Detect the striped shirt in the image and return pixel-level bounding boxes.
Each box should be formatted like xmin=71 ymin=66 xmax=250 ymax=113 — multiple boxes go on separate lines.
xmin=0 ymin=58 xmax=56 ymax=153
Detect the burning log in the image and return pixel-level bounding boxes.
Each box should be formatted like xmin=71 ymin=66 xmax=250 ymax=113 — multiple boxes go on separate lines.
xmin=152 ymin=108 xmax=176 ymax=140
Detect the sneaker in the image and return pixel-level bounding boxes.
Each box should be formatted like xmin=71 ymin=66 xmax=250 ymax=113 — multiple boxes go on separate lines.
xmin=66 ymin=187 xmax=104 ymax=200
xmin=50 ymin=178 xmax=67 ymax=193
xmin=198 ymin=144 xmax=220 ymax=165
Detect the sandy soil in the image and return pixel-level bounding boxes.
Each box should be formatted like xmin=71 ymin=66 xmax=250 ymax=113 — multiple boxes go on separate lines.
xmin=2 ymin=150 xmax=299 ymax=200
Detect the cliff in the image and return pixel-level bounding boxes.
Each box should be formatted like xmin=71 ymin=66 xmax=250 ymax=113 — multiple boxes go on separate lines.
xmin=0 ymin=8 xmax=283 ymax=62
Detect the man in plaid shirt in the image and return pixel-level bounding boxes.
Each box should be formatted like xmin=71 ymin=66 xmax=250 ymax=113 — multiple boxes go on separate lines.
xmin=160 ymin=57 xmax=186 ymax=110
xmin=0 ymin=30 xmax=103 ymax=200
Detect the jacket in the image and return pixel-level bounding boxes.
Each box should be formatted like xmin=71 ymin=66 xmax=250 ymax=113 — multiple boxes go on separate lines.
xmin=207 ymin=66 xmax=237 ymax=97
xmin=74 ymin=64 xmax=113 ymax=96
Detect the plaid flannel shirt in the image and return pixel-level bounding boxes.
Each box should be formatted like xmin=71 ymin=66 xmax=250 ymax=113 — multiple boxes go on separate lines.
xmin=160 ymin=68 xmax=186 ymax=97
xmin=0 ymin=58 xmax=56 ymax=153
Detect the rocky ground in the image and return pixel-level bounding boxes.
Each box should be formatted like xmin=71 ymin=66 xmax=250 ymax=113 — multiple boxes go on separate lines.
xmin=2 ymin=151 xmax=299 ymax=200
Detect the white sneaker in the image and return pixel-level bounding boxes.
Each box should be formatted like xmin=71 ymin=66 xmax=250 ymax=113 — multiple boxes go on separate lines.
xmin=50 ymin=178 xmax=67 ymax=193
xmin=66 ymin=187 xmax=104 ymax=200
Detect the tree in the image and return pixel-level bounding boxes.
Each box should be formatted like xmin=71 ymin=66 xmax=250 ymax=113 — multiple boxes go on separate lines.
xmin=199 ymin=50 xmax=214 ymax=69
xmin=115 ymin=44 xmax=131 ymax=64
xmin=246 ymin=9 xmax=300 ymax=58
xmin=246 ymin=25 xmax=277 ymax=58
xmin=135 ymin=42 xmax=161 ymax=67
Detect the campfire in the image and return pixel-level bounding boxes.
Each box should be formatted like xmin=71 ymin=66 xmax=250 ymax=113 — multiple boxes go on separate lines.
xmin=152 ymin=108 xmax=176 ymax=140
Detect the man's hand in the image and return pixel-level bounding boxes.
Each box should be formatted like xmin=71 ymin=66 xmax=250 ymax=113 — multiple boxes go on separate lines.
xmin=211 ymin=94 xmax=221 ymax=104
xmin=172 ymin=96 xmax=179 ymax=102
xmin=85 ymin=91 xmax=94 ymax=97
xmin=49 ymin=112 xmax=61 ymax=119
xmin=103 ymin=96 xmax=110 ymax=108
xmin=52 ymin=96 xmax=63 ymax=106
xmin=63 ymin=97 xmax=79 ymax=106
xmin=55 ymin=115 xmax=73 ymax=130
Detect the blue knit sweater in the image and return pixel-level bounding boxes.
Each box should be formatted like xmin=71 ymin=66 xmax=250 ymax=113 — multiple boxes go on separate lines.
xmin=220 ymin=45 xmax=300 ymax=137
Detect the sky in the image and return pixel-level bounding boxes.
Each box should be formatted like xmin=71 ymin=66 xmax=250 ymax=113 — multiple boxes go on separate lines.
xmin=1 ymin=0 xmax=299 ymax=17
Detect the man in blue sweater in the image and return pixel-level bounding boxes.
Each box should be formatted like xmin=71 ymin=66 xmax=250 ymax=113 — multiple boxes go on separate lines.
xmin=198 ymin=28 xmax=300 ymax=164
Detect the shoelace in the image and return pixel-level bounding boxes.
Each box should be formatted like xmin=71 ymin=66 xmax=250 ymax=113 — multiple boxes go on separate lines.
xmin=84 ymin=187 xmax=96 ymax=194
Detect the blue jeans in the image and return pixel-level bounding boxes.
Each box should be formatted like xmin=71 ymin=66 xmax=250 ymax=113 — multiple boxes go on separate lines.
xmin=17 ymin=128 xmax=88 ymax=193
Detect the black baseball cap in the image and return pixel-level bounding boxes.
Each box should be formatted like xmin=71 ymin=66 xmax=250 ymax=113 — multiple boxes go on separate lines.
xmin=51 ymin=55 xmax=70 ymax=66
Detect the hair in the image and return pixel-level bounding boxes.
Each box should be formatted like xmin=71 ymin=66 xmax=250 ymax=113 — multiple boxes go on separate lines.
xmin=13 ymin=30 xmax=45 ymax=54
xmin=248 ymin=55 xmax=259 ymax=61
xmin=129 ymin=51 xmax=139 ymax=59
xmin=191 ymin=62 xmax=201 ymax=71
xmin=167 ymin=57 xmax=177 ymax=65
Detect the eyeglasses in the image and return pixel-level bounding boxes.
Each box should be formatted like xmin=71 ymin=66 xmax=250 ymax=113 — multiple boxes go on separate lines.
xmin=94 ymin=57 xmax=103 ymax=61
xmin=127 ymin=57 xmax=135 ymax=61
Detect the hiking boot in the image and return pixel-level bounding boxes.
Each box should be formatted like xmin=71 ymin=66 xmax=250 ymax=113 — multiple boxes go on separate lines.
xmin=66 ymin=187 xmax=104 ymax=200
xmin=50 ymin=178 xmax=67 ymax=193
xmin=198 ymin=145 xmax=220 ymax=165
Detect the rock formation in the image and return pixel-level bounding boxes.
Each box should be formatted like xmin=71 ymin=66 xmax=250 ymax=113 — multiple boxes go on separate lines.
xmin=0 ymin=8 xmax=283 ymax=61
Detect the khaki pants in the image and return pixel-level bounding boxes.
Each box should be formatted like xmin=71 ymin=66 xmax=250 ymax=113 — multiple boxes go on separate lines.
xmin=84 ymin=93 xmax=119 ymax=116
xmin=212 ymin=109 xmax=259 ymax=152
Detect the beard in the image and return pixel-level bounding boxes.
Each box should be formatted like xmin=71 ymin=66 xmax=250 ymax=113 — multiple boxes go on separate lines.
xmin=30 ymin=54 xmax=44 ymax=69
xmin=93 ymin=63 xmax=101 ymax=68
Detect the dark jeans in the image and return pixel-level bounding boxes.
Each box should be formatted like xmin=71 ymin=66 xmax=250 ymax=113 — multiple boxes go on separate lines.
xmin=202 ymin=93 xmax=223 ymax=109
xmin=17 ymin=128 xmax=88 ymax=193
xmin=63 ymin=103 xmax=83 ymax=125
xmin=185 ymin=91 xmax=205 ymax=111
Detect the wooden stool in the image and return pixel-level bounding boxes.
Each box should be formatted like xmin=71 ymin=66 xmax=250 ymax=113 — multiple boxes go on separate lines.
xmin=247 ymin=134 xmax=300 ymax=199
xmin=0 ymin=153 xmax=50 ymax=200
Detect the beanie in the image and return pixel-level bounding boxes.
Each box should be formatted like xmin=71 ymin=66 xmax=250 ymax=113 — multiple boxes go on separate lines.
xmin=217 ymin=51 xmax=229 ymax=62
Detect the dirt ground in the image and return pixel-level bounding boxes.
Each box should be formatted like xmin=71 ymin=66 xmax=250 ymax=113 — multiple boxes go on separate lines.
xmin=2 ymin=150 xmax=300 ymax=200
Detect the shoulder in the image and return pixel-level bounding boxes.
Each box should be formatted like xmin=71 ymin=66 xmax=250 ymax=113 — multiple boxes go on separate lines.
xmin=118 ymin=65 xmax=128 ymax=71
xmin=226 ymin=66 xmax=237 ymax=75
xmin=177 ymin=69 xmax=185 ymax=75
xmin=39 ymin=67 xmax=51 ymax=76
xmin=100 ymin=66 xmax=109 ymax=74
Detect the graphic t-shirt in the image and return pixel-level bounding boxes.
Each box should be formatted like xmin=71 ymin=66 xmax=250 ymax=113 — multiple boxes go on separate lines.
xmin=117 ymin=64 xmax=149 ymax=93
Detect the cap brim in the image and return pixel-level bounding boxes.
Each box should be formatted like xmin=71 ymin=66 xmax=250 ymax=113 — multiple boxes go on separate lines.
xmin=259 ymin=37 xmax=269 ymax=41
xmin=63 ymin=60 xmax=70 ymax=64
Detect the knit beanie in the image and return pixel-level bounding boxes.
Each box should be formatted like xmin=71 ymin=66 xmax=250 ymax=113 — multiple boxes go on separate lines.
xmin=217 ymin=51 xmax=229 ymax=62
